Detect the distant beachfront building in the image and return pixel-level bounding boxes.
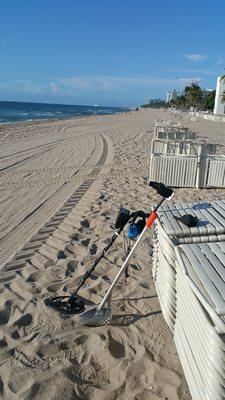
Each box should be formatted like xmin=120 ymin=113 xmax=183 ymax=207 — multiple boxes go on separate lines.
xmin=166 ymin=90 xmax=178 ymax=103
xmin=214 ymin=76 xmax=225 ymax=115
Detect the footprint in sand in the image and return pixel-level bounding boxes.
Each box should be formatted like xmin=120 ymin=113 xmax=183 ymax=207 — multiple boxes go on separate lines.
xmin=81 ymin=238 xmax=90 ymax=247
xmin=27 ymin=270 xmax=42 ymax=283
xmin=57 ymin=250 xmax=66 ymax=259
xmin=70 ymin=232 xmax=79 ymax=241
xmin=89 ymin=243 xmax=97 ymax=255
xmin=11 ymin=330 xmax=20 ymax=340
xmin=65 ymin=260 xmax=78 ymax=277
xmin=14 ymin=313 xmax=33 ymax=327
xmin=101 ymin=210 xmax=111 ymax=219
xmin=0 ymin=339 xmax=7 ymax=348
xmin=80 ymin=218 xmax=90 ymax=228
xmin=0 ymin=378 xmax=3 ymax=397
xmin=107 ymin=328 xmax=126 ymax=359
xmin=47 ymin=282 xmax=64 ymax=293
xmin=0 ymin=306 xmax=11 ymax=326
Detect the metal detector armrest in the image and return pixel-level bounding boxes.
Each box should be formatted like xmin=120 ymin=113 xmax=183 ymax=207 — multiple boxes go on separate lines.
xmin=149 ymin=181 xmax=173 ymax=199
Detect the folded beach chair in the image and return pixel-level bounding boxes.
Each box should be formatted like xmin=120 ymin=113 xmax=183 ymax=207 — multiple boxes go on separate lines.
xmin=152 ymin=200 xmax=225 ymax=330
xmin=174 ymin=242 xmax=225 ymax=400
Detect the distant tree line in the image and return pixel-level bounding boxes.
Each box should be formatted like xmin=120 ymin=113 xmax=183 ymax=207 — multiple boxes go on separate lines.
xmin=141 ymin=80 xmax=225 ymax=112
xmin=141 ymin=99 xmax=167 ymax=109
xmin=168 ymin=84 xmax=216 ymax=111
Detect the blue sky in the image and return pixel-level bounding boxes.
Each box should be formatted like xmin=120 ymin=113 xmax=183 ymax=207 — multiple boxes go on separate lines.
xmin=0 ymin=0 xmax=225 ymax=107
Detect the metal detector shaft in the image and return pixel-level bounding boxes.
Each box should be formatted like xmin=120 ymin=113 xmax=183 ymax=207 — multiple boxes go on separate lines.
xmin=98 ymin=225 xmax=148 ymax=311
xmin=73 ymin=230 xmax=120 ymax=295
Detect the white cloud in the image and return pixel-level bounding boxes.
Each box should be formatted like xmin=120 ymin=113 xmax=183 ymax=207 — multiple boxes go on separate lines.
xmin=179 ymin=77 xmax=202 ymax=83
xmin=15 ymin=80 xmax=45 ymax=94
xmin=57 ymin=75 xmax=183 ymax=91
xmin=0 ymin=75 xmax=205 ymax=99
xmin=184 ymin=69 xmax=215 ymax=76
xmin=35 ymin=86 xmax=45 ymax=94
xmin=0 ymin=83 xmax=13 ymax=90
xmin=184 ymin=54 xmax=208 ymax=62
xmin=59 ymin=77 xmax=91 ymax=90
xmin=168 ymin=68 xmax=215 ymax=76
xmin=0 ymin=74 xmax=207 ymax=105
xmin=216 ymin=57 xmax=224 ymax=66
xmin=49 ymin=82 xmax=58 ymax=94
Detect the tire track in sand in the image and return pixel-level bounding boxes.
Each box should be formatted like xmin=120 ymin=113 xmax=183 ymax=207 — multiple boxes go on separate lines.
xmin=0 ymin=132 xmax=111 ymax=268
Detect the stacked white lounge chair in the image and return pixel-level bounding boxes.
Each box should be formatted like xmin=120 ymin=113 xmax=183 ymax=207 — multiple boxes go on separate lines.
xmin=154 ymin=122 xmax=195 ymax=140
xmin=200 ymin=154 xmax=225 ymax=188
xmin=153 ymin=200 xmax=225 ymax=330
xmin=151 ymin=138 xmax=216 ymax=156
xmin=175 ymin=243 xmax=225 ymax=400
xmin=153 ymin=199 xmax=225 ymax=399
xmin=150 ymin=152 xmax=199 ymax=187
xmin=149 ymin=121 xmax=224 ymax=188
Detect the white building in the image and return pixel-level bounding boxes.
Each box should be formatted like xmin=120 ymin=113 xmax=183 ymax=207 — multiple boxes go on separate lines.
xmin=214 ymin=76 xmax=225 ymax=115
xmin=166 ymin=90 xmax=178 ymax=103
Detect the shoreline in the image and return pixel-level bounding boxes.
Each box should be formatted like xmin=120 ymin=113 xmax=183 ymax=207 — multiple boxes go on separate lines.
xmin=0 ymin=110 xmax=133 ymax=129
xmin=0 ymin=111 xmax=126 ymax=127
xmin=0 ymin=101 xmax=130 ymax=127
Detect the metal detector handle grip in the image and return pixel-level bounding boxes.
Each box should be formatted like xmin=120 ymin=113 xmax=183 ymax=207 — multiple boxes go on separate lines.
xmin=146 ymin=211 xmax=158 ymax=228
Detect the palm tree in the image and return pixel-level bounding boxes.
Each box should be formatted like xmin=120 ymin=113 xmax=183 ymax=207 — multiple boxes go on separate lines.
xmin=175 ymin=95 xmax=187 ymax=110
xmin=204 ymin=90 xmax=216 ymax=111
xmin=184 ymin=83 xmax=203 ymax=110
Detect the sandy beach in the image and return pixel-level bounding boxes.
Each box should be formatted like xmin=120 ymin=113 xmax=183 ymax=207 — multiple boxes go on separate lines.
xmin=0 ymin=109 xmax=225 ymax=399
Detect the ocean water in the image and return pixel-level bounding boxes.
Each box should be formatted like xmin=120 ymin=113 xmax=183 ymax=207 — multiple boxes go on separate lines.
xmin=0 ymin=101 xmax=128 ymax=124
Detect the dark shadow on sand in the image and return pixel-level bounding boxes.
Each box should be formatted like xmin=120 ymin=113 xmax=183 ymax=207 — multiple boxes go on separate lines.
xmin=111 ymin=310 xmax=162 ymax=326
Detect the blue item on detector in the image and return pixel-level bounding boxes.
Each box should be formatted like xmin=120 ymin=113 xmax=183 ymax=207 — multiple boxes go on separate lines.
xmin=128 ymin=223 xmax=139 ymax=239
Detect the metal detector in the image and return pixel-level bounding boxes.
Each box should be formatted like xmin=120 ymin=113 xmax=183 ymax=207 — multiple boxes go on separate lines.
xmin=78 ymin=181 xmax=174 ymax=326
xmin=45 ymin=206 xmax=147 ymax=314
